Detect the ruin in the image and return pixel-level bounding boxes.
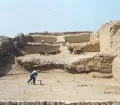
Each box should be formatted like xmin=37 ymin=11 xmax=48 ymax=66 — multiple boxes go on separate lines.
xmin=1 ymin=21 xmax=120 ymax=103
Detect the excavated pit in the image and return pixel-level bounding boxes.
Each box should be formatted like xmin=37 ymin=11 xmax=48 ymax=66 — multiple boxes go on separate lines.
xmin=1 ymin=24 xmax=120 ymax=103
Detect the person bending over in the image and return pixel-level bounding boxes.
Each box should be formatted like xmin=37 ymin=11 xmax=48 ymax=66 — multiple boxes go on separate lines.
xmin=27 ymin=70 xmax=39 ymax=85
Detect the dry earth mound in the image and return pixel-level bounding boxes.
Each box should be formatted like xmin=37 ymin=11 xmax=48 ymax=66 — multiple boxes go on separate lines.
xmin=16 ymin=52 xmax=115 ymax=77
xmin=97 ymin=20 xmax=120 ymax=55
xmin=0 ymin=36 xmax=13 ymax=55
xmin=95 ymin=20 xmax=120 ymax=81
xmin=0 ymin=36 xmax=15 ymax=75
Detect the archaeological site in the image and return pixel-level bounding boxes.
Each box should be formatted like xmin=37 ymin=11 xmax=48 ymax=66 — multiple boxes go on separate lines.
xmin=1 ymin=20 xmax=120 ymax=104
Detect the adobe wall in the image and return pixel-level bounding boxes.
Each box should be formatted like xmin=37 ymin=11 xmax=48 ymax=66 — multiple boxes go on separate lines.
xmin=31 ymin=34 xmax=91 ymax=44
xmin=31 ymin=35 xmax=57 ymax=43
xmin=110 ymin=22 xmax=120 ymax=56
xmin=27 ymin=31 xmax=92 ymax=36
xmin=23 ymin=44 xmax=60 ymax=54
xmin=56 ymin=36 xmax=65 ymax=43
xmin=65 ymin=53 xmax=115 ymax=74
xmin=26 ymin=31 xmax=92 ymax=43
xmin=68 ymin=41 xmax=100 ymax=53
xmin=17 ymin=52 xmax=115 ymax=74
xmin=90 ymin=33 xmax=99 ymax=41
xmin=99 ymin=24 xmax=111 ymax=52
xmin=82 ymin=41 xmax=100 ymax=52
xmin=98 ymin=21 xmax=120 ymax=54
xmin=64 ymin=33 xmax=90 ymax=43
xmin=112 ymin=57 xmax=120 ymax=82
xmin=27 ymin=35 xmax=66 ymax=44
xmin=98 ymin=20 xmax=120 ymax=82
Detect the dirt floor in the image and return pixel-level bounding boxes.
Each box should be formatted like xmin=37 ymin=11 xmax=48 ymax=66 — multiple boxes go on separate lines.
xmin=0 ymin=69 xmax=120 ymax=101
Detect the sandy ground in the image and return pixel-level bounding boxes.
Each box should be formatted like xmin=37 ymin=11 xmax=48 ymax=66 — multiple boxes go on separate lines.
xmin=0 ymin=69 xmax=120 ymax=101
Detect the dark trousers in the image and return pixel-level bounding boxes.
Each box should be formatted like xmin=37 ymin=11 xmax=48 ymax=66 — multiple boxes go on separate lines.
xmin=28 ymin=75 xmax=36 ymax=84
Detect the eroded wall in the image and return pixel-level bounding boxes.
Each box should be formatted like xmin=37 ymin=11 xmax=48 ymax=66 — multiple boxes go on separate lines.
xmin=31 ymin=35 xmax=57 ymax=43
xmin=30 ymin=32 xmax=91 ymax=44
xmin=67 ymin=41 xmax=100 ymax=53
xmin=90 ymin=33 xmax=99 ymax=41
xmin=113 ymin=57 xmax=120 ymax=82
xmin=82 ymin=41 xmax=100 ymax=52
xmin=64 ymin=33 xmax=90 ymax=43
xmin=99 ymin=26 xmax=111 ymax=52
xmin=23 ymin=44 xmax=60 ymax=54
xmin=97 ymin=21 xmax=120 ymax=82
xmin=98 ymin=21 xmax=120 ymax=54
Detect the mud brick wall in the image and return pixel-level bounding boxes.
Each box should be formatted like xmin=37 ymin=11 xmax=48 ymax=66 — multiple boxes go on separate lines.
xmin=65 ymin=53 xmax=115 ymax=74
xmin=23 ymin=44 xmax=60 ymax=54
xmin=83 ymin=41 xmax=100 ymax=52
xmin=64 ymin=33 xmax=90 ymax=43
xmin=113 ymin=57 xmax=120 ymax=82
xmin=31 ymin=35 xmax=57 ymax=43
xmin=68 ymin=41 xmax=100 ymax=54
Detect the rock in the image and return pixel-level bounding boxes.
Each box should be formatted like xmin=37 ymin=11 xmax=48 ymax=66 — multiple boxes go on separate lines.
xmin=14 ymin=33 xmax=28 ymax=49
xmin=0 ymin=36 xmax=13 ymax=56
xmin=0 ymin=36 xmax=15 ymax=70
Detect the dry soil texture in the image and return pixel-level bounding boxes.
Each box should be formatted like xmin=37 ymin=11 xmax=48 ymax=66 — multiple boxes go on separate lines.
xmin=0 ymin=69 xmax=120 ymax=101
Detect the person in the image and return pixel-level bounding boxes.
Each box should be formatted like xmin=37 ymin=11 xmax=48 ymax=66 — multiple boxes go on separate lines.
xmin=41 ymin=40 xmax=44 ymax=44
xmin=27 ymin=70 xmax=39 ymax=85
